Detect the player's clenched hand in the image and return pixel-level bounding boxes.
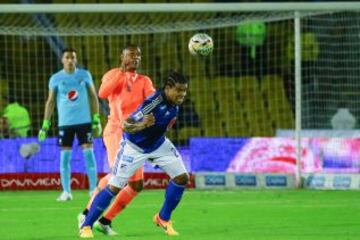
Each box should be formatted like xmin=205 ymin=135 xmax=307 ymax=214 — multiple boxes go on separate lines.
xmin=92 ymin=113 xmax=102 ymax=136
xmin=38 ymin=129 xmax=47 ymax=142
xmin=143 ymin=113 xmax=155 ymax=128
xmin=38 ymin=120 xmax=51 ymax=142
xmin=122 ymin=113 xmax=155 ymax=133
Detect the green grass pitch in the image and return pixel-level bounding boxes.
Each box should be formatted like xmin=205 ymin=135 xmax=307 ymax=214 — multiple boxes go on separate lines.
xmin=1 ymin=189 xmax=360 ymax=240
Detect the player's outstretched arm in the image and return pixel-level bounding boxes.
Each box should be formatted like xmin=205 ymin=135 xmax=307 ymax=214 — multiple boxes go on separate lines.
xmin=38 ymin=90 xmax=55 ymax=141
xmin=122 ymin=113 xmax=155 ymax=134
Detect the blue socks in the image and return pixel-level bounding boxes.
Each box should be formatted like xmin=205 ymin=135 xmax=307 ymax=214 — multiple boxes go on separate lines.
xmin=82 ymin=186 xmax=116 ymax=227
xmin=83 ymin=148 xmax=98 ymax=192
xmin=159 ymin=180 xmax=185 ymax=221
xmin=60 ymin=148 xmax=97 ymax=193
xmin=60 ymin=150 xmax=72 ymax=193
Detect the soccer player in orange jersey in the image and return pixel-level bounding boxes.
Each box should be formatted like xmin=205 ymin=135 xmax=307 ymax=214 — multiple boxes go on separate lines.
xmin=78 ymin=44 xmax=155 ymax=235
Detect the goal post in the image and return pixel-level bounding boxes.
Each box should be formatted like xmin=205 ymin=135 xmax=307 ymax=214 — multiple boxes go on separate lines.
xmin=1 ymin=2 xmax=360 ymax=188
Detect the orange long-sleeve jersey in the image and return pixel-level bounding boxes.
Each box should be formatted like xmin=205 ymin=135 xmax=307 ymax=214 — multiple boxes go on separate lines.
xmin=99 ymin=68 xmax=155 ymax=130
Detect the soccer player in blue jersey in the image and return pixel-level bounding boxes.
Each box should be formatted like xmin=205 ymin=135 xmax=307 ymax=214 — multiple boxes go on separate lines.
xmin=38 ymin=48 xmax=101 ymax=201
xmin=79 ymin=70 xmax=189 ymax=238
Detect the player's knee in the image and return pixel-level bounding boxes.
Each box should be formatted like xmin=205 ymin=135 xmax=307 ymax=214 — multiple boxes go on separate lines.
xmin=173 ymin=173 xmax=189 ymax=186
xmin=128 ymin=180 xmax=144 ymax=192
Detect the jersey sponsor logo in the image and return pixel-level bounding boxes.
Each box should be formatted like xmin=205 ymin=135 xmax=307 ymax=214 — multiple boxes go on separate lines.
xmin=67 ymin=90 xmax=79 ymax=101
xmin=170 ymin=147 xmax=179 ymax=158
xmin=120 ymin=164 xmax=127 ymax=169
xmin=122 ymin=155 xmax=134 ymax=163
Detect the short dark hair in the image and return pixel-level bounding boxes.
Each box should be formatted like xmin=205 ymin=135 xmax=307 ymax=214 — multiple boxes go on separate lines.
xmin=61 ymin=48 xmax=76 ymax=55
xmin=163 ymin=70 xmax=188 ymax=88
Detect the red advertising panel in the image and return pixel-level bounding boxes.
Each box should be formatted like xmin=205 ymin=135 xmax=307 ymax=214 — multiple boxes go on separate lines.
xmin=0 ymin=173 xmax=195 ymax=190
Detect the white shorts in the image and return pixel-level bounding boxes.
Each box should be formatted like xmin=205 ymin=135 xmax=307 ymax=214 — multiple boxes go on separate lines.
xmin=109 ymin=138 xmax=188 ymax=188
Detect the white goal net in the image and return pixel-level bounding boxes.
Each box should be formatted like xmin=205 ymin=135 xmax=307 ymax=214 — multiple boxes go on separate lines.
xmin=1 ymin=3 xmax=360 ymax=186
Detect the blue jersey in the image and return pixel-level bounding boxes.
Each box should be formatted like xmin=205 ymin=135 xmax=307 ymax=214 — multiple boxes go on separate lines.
xmin=124 ymin=91 xmax=178 ymax=153
xmin=49 ymin=68 xmax=93 ymax=127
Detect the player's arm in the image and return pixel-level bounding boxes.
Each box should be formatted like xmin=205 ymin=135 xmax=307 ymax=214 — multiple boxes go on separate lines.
xmin=143 ymin=77 xmax=156 ymax=98
xmin=43 ymin=90 xmax=56 ymax=123
xmin=38 ymin=90 xmax=56 ymax=141
xmin=85 ymin=72 xmax=102 ymax=135
xmin=88 ymin=83 xmax=102 ymax=135
xmin=98 ymin=70 xmax=125 ymax=99
xmin=122 ymin=113 xmax=155 ymax=134
xmin=87 ymin=84 xmax=100 ymax=116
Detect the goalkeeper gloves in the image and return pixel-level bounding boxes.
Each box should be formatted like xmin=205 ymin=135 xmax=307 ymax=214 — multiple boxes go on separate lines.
xmin=38 ymin=120 xmax=51 ymax=142
xmin=92 ymin=113 xmax=102 ymax=136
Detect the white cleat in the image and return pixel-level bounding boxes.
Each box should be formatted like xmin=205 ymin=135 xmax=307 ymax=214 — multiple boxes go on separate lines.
xmin=77 ymin=213 xmax=86 ymax=229
xmin=94 ymin=221 xmax=118 ymax=236
xmin=56 ymin=191 xmax=73 ymax=201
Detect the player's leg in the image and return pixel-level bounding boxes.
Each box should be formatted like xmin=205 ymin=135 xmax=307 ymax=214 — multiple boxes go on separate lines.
xmin=102 ymin=169 xmax=143 ymax=221
xmin=79 ymin=127 xmax=120 ymax=218
xmin=78 ymin=123 xmax=98 ymax=195
xmin=78 ymin=127 xmax=121 ymax=229
xmin=80 ymin=181 xmax=120 ymax=238
xmin=57 ymin=126 xmax=75 ymax=201
xmin=88 ymin=126 xmax=121 ymax=204
xmin=95 ymin=167 xmax=144 ymax=235
xmin=79 ymin=140 xmax=146 ymax=238
xmin=151 ymin=139 xmax=189 ymax=236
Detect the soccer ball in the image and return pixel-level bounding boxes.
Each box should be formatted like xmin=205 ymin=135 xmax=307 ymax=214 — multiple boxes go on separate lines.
xmin=188 ymin=33 xmax=214 ymax=57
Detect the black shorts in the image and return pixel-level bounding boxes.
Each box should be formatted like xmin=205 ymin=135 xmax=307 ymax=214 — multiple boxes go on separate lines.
xmin=58 ymin=123 xmax=93 ymax=147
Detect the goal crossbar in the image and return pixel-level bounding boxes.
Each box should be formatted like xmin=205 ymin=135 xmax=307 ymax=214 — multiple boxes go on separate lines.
xmin=1 ymin=2 xmax=360 ymax=13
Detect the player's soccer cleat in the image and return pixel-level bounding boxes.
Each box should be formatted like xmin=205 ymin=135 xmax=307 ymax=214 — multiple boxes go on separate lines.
xmin=79 ymin=226 xmax=94 ymax=238
xmin=94 ymin=220 xmax=118 ymax=236
xmin=77 ymin=213 xmax=86 ymax=229
xmin=153 ymin=213 xmax=179 ymax=236
xmin=56 ymin=191 xmax=73 ymax=201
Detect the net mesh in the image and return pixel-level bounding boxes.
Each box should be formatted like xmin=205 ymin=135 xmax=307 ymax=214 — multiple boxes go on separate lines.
xmin=0 ymin=12 xmax=305 ymax=36
xmin=3 ymin=9 xmax=359 ymax=180
xmin=301 ymin=12 xmax=360 ymax=129
xmin=0 ymin=11 xmax=300 ymax=142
